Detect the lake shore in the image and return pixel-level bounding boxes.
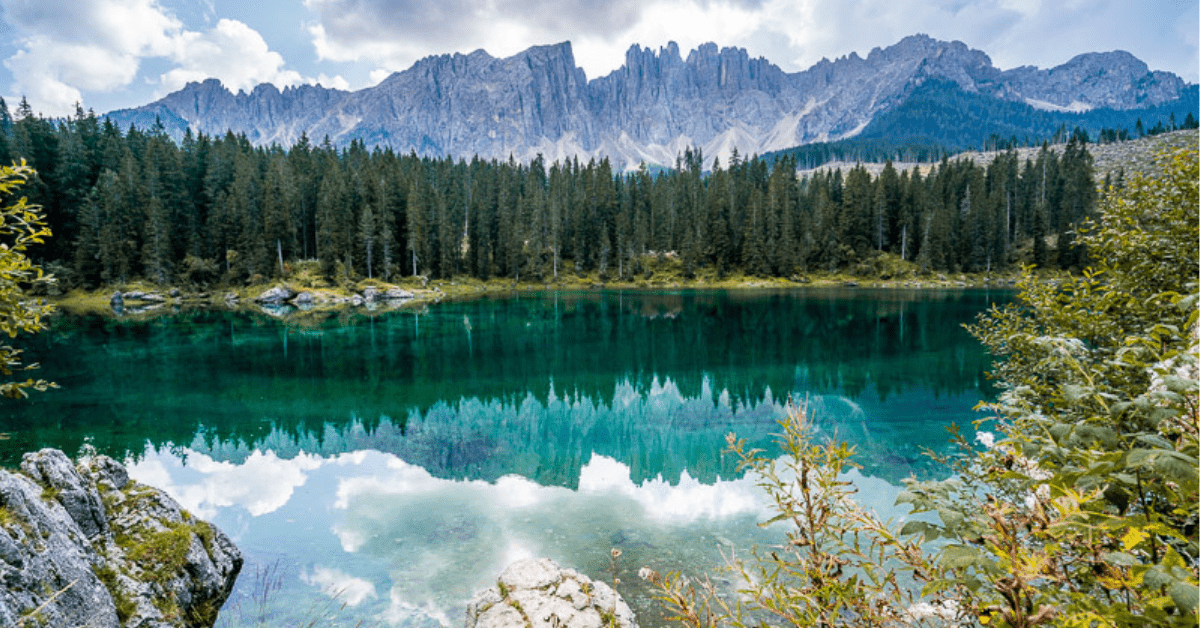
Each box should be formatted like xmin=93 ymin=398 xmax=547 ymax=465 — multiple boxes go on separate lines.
xmin=43 ymin=263 xmax=1027 ymax=322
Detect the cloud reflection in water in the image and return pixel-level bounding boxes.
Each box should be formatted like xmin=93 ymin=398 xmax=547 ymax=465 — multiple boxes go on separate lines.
xmin=128 ymin=442 xmax=913 ymax=628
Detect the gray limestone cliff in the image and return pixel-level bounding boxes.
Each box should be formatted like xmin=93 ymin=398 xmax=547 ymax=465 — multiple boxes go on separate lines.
xmin=106 ymin=34 xmax=1192 ymax=170
xmin=0 ymin=449 xmax=242 ymax=628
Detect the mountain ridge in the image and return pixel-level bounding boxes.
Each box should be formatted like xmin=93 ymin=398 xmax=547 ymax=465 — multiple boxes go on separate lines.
xmin=105 ymin=34 xmax=1193 ymax=169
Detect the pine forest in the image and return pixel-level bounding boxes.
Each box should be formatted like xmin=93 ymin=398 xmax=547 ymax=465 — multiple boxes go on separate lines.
xmin=2 ymin=101 xmax=1104 ymax=290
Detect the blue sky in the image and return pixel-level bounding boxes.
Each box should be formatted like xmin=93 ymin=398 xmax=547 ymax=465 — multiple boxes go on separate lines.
xmin=2 ymin=0 xmax=1196 ymax=117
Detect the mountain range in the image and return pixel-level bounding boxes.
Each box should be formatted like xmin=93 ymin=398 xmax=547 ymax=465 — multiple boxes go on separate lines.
xmin=105 ymin=34 xmax=1195 ymax=170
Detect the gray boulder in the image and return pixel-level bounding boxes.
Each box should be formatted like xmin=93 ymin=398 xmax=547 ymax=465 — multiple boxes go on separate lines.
xmin=0 ymin=449 xmax=241 ymax=628
xmin=254 ymin=285 xmax=296 ymax=304
xmin=122 ymin=291 xmax=167 ymax=302
xmin=466 ymin=558 xmax=637 ymax=628
xmin=383 ymin=287 xmax=415 ymax=300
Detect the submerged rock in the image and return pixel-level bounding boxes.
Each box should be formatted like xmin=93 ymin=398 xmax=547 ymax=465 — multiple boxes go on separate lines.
xmin=466 ymin=558 xmax=637 ymax=628
xmin=0 ymin=449 xmax=242 ymax=628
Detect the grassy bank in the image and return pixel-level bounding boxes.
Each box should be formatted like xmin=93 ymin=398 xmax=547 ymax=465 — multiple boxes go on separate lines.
xmin=44 ymin=254 xmax=1028 ymax=320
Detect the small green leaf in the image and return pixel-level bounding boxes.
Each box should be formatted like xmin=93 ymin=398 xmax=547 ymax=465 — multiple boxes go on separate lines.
xmin=1163 ymin=547 xmax=1188 ymax=570
xmin=1154 ymin=454 xmax=1199 ymax=489
xmin=899 ymin=520 xmax=927 ymax=537
xmin=936 ymin=507 xmax=964 ymax=530
xmin=1145 ymin=566 xmax=1174 ymax=589
xmin=1164 ymin=375 xmax=1198 ymax=394
xmin=1136 ymin=433 xmax=1176 ymax=450
xmin=1169 ymin=582 xmax=1199 ymax=614
xmin=940 ymin=544 xmax=981 ymax=569
xmin=1126 ymin=448 xmax=1155 ymax=468
xmin=1061 ymin=384 xmax=1088 ymax=402
xmin=1102 ymin=551 xmax=1140 ymax=566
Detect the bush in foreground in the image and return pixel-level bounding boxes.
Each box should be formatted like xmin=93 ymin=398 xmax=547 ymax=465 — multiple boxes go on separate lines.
xmin=645 ymin=148 xmax=1198 ymax=627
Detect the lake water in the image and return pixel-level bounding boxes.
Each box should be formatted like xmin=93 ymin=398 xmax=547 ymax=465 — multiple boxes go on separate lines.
xmin=1 ymin=288 xmax=1005 ymax=627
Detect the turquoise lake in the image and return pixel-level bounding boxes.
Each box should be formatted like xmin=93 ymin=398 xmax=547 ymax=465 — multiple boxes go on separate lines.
xmin=1 ymin=288 xmax=1006 ymax=627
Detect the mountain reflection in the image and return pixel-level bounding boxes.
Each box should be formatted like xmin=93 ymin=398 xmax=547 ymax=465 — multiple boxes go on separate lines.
xmin=183 ymin=378 xmax=973 ymax=485
xmin=4 ymin=288 xmax=1004 ymax=483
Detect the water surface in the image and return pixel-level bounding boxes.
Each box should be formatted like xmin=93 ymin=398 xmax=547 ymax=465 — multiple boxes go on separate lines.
xmin=1 ymin=288 xmax=1004 ymax=627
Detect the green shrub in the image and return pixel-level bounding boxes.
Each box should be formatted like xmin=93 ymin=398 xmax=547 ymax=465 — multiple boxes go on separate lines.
xmin=648 ymin=148 xmax=1199 ymax=628
xmin=910 ymin=147 xmax=1198 ymax=627
xmin=644 ymin=401 xmax=947 ymax=628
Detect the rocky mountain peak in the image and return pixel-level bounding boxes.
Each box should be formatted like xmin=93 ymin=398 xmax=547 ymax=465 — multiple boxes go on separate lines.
xmin=105 ymin=35 xmax=1193 ymax=170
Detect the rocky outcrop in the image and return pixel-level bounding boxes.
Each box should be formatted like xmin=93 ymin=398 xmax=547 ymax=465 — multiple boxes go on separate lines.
xmin=466 ymin=558 xmax=636 ymax=628
xmin=0 ymin=449 xmax=241 ymax=628
xmin=382 ymin=287 xmax=415 ymax=301
xmin=254 ymin=285 xmax=296 ymax=304
xmin=121 ymin=291 xmax=167 ymax=303
xmin=105 ymin=34 xmax=1192 ymax=171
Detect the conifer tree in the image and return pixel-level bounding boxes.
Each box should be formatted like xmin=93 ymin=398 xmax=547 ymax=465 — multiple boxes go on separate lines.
xmin=840 ymin=166 xmax=873 ymax=260
xmin=405 ymin=176 xmax=431 ymax=277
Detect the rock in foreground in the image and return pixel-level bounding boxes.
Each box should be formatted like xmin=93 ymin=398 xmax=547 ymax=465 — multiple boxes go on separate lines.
xmin=467 ymin=558 xmax=637 ymax=628
xmin=0 ymin=449 xmax=242 ymax=627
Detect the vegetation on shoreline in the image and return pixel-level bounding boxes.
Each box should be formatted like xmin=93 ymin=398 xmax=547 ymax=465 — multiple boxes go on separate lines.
xmin=643 ymin=148 xmax=1198 ymax=627
xmin=3 ymin=100 xmax=1129 ymax=302
xmin=44 ymin=251 xmax=1027 ymax=320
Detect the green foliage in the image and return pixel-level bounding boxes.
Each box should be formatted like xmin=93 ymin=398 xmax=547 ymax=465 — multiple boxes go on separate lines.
xmin=644 ymin=402 xmax=953 ymax=628
xmin=650 ymin=148 xmax=1197 ymax=628
xmin=179 ymin=255 xmax=219 ymax=287
xmin=120 ymin=522 xmax=194 ymax=586
xmin=902 ymin=147 xmax=1199 ymax=627
xmin=5 ymin=102 xmax=1156 ymax=292
xmin=0 ymin=161 xmax=55 ymax=398
xmin=39 ymin=484 xmax=60 ymax=502
xmin=93 ymin=564 xmax=136 ymax=623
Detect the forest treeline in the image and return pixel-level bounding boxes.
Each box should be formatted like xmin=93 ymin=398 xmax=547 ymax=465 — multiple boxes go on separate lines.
xmin=1 ymin=98 xmax=1104 ymax=289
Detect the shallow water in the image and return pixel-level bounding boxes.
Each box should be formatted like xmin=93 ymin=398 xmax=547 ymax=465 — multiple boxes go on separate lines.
xmin=2 ymin=288 xmax=1006 ymax=627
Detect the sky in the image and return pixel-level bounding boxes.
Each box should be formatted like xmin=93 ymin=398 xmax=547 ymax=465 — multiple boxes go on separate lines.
xmin=1 ymin=0 xmax=1196 ymax=118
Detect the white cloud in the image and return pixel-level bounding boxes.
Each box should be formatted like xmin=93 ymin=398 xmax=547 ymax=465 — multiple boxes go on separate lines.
xmin=129 ymin=444 xmax=917 ymax=628
xmin=301 ymin=566 xmax=378 ymax=607
xmin=3 ymin=0 xmax=179 ymax=54
xmin=305 ymin=0 xmax=1197 ymax=85
xmin=161 ymin=18 xmax=305 ymax=94
xmin=2 ymin=0 xmax=182 ymax=114
xmin=2 ymin=0 xmax=323 ymax=115
xmin=303 ymin=0 xmax=645 ymax=75
xmin=368 ymin=69 xmax=392 ymax=86
xmin=578 ymin=455 xmax=765 ymax=522
xmin=127 ymin=448 xmax=325 ymax=518
xmin=316 ymin=73 xmax=351 ymax=90
xmin=3 ymin=0 xmax=1194 ymax=116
